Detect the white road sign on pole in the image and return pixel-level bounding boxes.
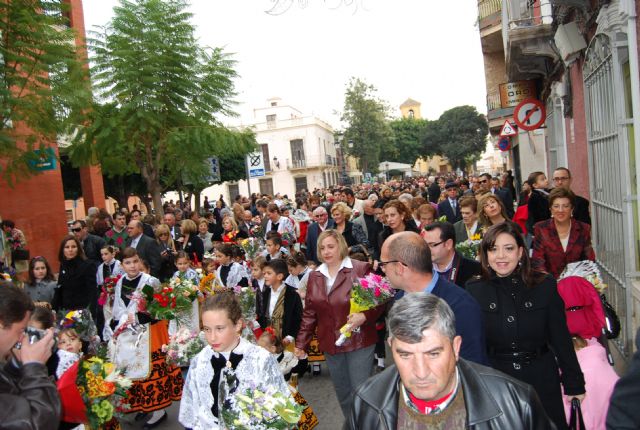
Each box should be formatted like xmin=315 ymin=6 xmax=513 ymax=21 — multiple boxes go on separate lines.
xmin=500 ymin=120 xmax=517 ymax=137
xmin=247 ymin=152 xmax=265 ymax=178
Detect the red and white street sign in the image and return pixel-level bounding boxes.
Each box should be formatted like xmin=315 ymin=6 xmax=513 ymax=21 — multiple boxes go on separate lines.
xmin=513 ymin=99 xmax=546 ymax=131
xmin=500 ymin=120 xmax=517 ymax=137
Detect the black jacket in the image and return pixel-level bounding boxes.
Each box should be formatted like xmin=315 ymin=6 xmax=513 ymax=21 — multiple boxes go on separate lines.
xmin=607 ymin=328 xmax=640 ymax=429
xmin=0 ymin=362 xmax=61 ymax=430
xmin=81 ymin=233 xmax=105 ymax=266
xmin=182 ymin=234 xmax=204 ymax=263
xmin=439 ymin=252 xmax=482 ymax=289
xmin=345 ymin=359 xmax=555 ymax=430
xmin=126 ymin=234 xmax=161 ymax=278
xmin=527 ymin=189 xmax=551 ymax=232
xmin=257 ymin=284 xmax=303 ymax=340
xmin=376 ymin=220 xmax=420 ymax=260
xmin=305 ymin=220 xmax=336 ymax=264
xmin=466 ymin=274 xmax=584 ymax=428
xmin=573 ymin=194 xmax=591 ymax=225
xmin=53 ymin=257 xmax=97 ymax=317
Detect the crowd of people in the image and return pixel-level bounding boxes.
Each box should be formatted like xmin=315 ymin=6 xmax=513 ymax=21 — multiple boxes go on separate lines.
xmin=1 ymin=168 xmax=639 ymax=430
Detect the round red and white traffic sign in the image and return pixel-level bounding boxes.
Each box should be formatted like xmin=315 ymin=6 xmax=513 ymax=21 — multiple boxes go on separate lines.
xmin=513 ymin=99 xmax=546 ymax=131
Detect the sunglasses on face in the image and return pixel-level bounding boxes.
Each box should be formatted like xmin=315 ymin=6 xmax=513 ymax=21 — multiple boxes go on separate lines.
xmin=71 ymin=228 xmax=82 ymax=233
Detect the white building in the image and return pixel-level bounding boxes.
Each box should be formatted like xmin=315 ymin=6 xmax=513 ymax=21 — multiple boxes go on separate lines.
xmin=200 ymin=98 xmax=357 ymax=202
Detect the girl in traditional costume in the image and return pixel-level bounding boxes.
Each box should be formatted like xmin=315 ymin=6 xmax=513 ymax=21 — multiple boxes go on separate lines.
xmin=106 ymin=247 xmax=183 ymax=429
xmin=179 ymin=292 xmax=291 ymax=429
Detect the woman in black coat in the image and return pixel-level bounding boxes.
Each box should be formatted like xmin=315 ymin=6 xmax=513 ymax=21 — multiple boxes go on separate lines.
xmin=466 ymin=222 xmax=585 ymax=429
xmin=53 ymin=235 xmax=97 ymax=318
xmin=179 ymin=219 xmax=204 ymax=264
xmin=330 ymin=202 xmax=370 ymax=255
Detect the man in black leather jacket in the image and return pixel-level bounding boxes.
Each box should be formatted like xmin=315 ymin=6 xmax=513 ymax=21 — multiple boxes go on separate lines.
xmin=346 ymin=293 xmax=555 ymax=430
xmin=0 ymin=283 xmax=60 ymax=430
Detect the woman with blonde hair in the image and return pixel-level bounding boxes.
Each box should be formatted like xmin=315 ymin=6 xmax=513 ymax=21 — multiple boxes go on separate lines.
xmin=179 ymin=219 xmax=204 ymax=265
xmin=221 ymin=215 xmax=248 ymax=244
xmin=197 ymin=218 xmax=213 ymax=252
xmin=478 ymin=193 xmax=510 ymax=229
xmin=294 ymin=230 xmax=383 ymax=417
xmin=156 ymin=223 xmax=178 ymax=281
xmin=330 ymin=202 xmax=370 ymax=255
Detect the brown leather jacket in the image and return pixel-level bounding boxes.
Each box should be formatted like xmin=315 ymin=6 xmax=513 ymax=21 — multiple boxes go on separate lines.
xmin=295 ymin=259 xmax=385 ymax=356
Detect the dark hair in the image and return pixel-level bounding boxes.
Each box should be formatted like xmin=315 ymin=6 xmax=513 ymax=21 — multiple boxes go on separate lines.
xmin=548 ymin=187 xmax=576 ymax=209
xmin=130 ymin=209 xmax=142 ymax=217
xmin=1 ymin=220 xmax=15 ymax=229
xmin=458 ymin=196 xmax=478 ymax=212
xmin=30 ymin=306 xmax=55 ymax=329
xmin=478 ymin=222 xmax=546 ymax=288
xmin=101 ymin=244 xmax=118 ymax=255
xmin=0 ymin=284 xmax=35 ymax=327
xmin=387 ymin=232 xmax=432 ymax=274
xmin=265 ymin=232 xmax=282 ymax=246
xmin=342 ymin=188 xmax=355 ymax=198
xmin=175 ymin=250 xmax=190 ymax=262
xmin=383 ymin=199 xmax=413 ymax=222
xmin=58 ymin=235 xmax=86 ymax=263
xmin=264 ymin=258 xmax=289 ymax=278
xmin=286 ymin=251 xmax=307 ymax=268
xmin=261 ymin=327 xmax=284 ymax=353
xmin=216 ymin=243 xmax=234 ymax=257
xmin=256 ymin=199 xmax=268 ymax=209
xmin=554 ymin=166 xmax=572 ymax=178
xmin=230 ymin=244 xmax=245 ymax=259
xmin=526 ymin=171 xmax=546 ymax=187
xmin=72 ymin=219 xmax=87 ymax=228
xmin=121 ymin=247 xmax=139 ymax=260
xmin=267 ymin=203 xmax=280 ymax=213
xmin=203 ymin=292 xmax=242 ymax=324
xmin=423 ymin=221 xmax=456 ymax=246
xmin=28 ymin=256 xmax=54 ymax=284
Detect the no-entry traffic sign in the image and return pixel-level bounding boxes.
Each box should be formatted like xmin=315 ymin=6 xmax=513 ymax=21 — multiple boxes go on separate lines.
xmin=514 ymin=99 xmax=546 ymax=131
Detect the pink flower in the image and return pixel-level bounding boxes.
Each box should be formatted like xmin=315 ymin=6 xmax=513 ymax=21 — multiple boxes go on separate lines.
xmin=374 ymin=288 xmax=381 ymax=297
xmin=360 ymin=279 xmax=369 ymax=289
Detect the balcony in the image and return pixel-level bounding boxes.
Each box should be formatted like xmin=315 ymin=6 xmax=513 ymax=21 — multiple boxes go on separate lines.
xmin=479 ymin=0 xmax=502 ymax=33
xmin=504 ymin=0 xmax=556 ymax=81
xmin=285 ymin=155 xmax=336 ymax=170
xmin=486 ymin=90 xmax=516 ymax=133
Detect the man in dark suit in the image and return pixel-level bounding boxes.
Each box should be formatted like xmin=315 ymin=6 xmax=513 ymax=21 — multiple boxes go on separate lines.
xmin=552 ymin=167 xmax=591 ymax=225
xmin=453 ymin=196 xmax=480 ymax=243
xmin=437 ymin=182 xmax=462 ymax=223
xmin=422 ymin=221 xmax=482 ymax=289
xmin=163 ymin=212 xmax=181 ymax=241
xmin=126 ymin=220 xmax=161 ymax=277
xmin=380 ymin=231 xmax=488 ymax=365
xmin=239 ymin=210 xmax=253 ymax=236
xmin=427 ymin=176 xmax=444 ymax=203
xmin=305 ymin=206 xmax=335 ymax=265
xmin=71 ymin=219 xmax=105 ymax=266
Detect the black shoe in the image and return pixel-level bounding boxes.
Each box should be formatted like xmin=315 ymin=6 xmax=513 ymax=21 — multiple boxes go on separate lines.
xmin=143 ymin=411 xmax=167 ymax=429
xmin=312 ymin=366 xmax=321 ymax=376
xmin=135 ymin=412 xmax=150 ymax=422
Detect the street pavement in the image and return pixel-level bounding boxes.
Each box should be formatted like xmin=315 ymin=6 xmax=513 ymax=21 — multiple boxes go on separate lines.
xmin=121 ymin=361 xmax=347 ymax=430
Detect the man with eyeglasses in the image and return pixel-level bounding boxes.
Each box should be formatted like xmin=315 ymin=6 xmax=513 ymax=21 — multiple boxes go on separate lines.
xmin=379 ymin=231 xmax=488 ymax=365
xmin=71 ymin=219 xmax=105 ymax=266
xmin=304 ymin=206 xmax=335 ymax=265
xmin=552 ymin=167 xmax=591 ymax=225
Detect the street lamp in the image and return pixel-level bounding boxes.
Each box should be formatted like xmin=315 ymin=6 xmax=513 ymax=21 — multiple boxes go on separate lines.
xmin=385 ymin=162 xmax=390 ymax=182
xmin=334 ymin=132 xmax=344 ymax=185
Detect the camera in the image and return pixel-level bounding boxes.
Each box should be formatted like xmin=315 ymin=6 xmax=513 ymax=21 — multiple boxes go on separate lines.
xmin=14 ymin=326 xmax=57 ymax=353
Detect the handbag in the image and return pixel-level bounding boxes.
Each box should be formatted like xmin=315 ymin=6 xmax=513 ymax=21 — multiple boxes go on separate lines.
xmin=601 ymin=293 xmax=621 ymax=339
xmin=108 ymin=323 xmax=151 ymax=380
xmin=568 ymin=398 xmax=585 ymax=430
xmin=11 ymin=248 xmax=30 ymax=261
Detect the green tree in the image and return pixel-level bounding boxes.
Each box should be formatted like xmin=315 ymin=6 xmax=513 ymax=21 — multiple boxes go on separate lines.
xmin=0 ymin=0 xmax=89 ymax=183
xmin=424 ymin=105 xmax=488 ymax=169
xmin=68 ymin=0 xmax=255 ymax=216
xmin=384 ymin=117 xmax=433 ymax=164
xmin=340 ymin=77 xmax=393 ymax=173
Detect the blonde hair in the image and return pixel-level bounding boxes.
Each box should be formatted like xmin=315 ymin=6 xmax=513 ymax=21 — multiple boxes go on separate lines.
xmin=331 ymin=202 xmax=353 ymax=222
xmin=316 ymin=229 xmax=349 ymax=263
xmin=155 ymin=223 xmax=176 ymax=250
xmin=181 ymin=219 xmax=198 ymax=235
xmin=222 ymin=215 xmax=238 ymax=232
xmin=198 ymin=218 xmax=209 ymax=228
xmin=477 ymin=194 xmax=509 ymax=227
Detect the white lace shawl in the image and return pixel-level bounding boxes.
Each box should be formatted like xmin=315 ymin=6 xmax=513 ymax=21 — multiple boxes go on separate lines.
xmin=276 ymin=350 xmax=299 ymax=376
xmin=103 ymin=273 xmax=160 ymax=341
xmin=264 ymin=216 xmax=295 ymax=240
xmin=178 ymin=337 xmax=292 ymax=430
xmin=95 ymin=260 xmax=125 ymax=286
xmin=216 ymin=262 xmax=249 ymax=289
xmin=56 ymin=349 xmax=82 ymax=379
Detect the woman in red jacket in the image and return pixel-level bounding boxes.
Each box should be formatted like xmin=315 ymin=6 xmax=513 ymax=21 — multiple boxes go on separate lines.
xmin=531 ymin=187 xmax=595 ymax=279
xmin=294 ymin=229 xmax=384 ymax=418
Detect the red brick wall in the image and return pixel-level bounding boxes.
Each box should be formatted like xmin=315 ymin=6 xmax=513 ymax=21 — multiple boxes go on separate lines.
xmin=565 ymin=59 xmax=591 ymax=200
xmin=1 ymin=123 xmax=69 ymax=273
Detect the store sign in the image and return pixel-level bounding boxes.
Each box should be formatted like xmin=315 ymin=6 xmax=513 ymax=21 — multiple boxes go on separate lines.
xmin=499 ymin=81 xmax=537 ymax=108
xmin=28 ymin=148 xmax=56 ymax=171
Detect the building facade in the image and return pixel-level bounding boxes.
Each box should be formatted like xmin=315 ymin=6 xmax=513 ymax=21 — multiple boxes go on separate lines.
xmin=478 ymin=0 xmax=640 ymax=359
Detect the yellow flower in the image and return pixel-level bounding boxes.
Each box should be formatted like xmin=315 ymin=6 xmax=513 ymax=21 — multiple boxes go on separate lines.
xmin=471 ymin=233 xmax=482 ymax=241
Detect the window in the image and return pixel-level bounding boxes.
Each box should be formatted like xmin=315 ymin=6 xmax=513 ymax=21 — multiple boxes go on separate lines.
xmin=261 ymin=144 xmax=271 ymax=172
xmin=290 ymin=139 xmax=306 ymax=168
xmin=408 ymin=109 xmax=414 ymax=118
xmin=259 ymin=178 xmax=274 ymax=196
xmin=266 ymin=114 xmax=276 ymax=122
xmin=228 ymin=184 xmax=240 ymax=201
xmin=294 ymin=176 xmax=308 ymax=192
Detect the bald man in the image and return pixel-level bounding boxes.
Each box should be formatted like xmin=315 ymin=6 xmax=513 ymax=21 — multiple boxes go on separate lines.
xmin=380 ymin=231 xmax=488 ymax=365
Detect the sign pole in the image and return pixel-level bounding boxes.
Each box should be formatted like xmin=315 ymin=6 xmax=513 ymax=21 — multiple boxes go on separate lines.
xmin=245 ymin=156 xmax=252 ymax=197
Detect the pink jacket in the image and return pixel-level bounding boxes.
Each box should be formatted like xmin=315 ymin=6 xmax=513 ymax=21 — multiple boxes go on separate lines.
xmin=563 ymin=338 xmax=619 ymax=429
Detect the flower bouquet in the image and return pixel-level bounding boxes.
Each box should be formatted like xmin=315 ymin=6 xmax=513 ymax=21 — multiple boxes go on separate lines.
xmin=221 ymin=384 xmax=304 ymax=430
xmin=335 ymin=273 xmax=394 ymax=346
xmin=139 ymin=277 xmax=199 ymax=323
xmin=233 ymin=286 xmax=258 ymax=341
xmin=161 ymin=328 xmax=206 ymax=367
xmin=455 ymin=233 xmax=482 ymax=260
xmin=250 ymin=224 xmax=265 ymax=240
xmin=57 ymin=355 xmax=132 ymax=428
xmin=280 ymin=231 xmax=297 ymax=247
xmin=98 ymin=275 xmax=122 ymax=307
xmin=239 ymin=237 xmax=263 ymax=261
xmin=199 ymin=272 xmax=226 ymax=297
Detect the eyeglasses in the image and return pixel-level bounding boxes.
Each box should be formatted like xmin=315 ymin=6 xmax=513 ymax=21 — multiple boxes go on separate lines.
xmin=378 ymin=260 xmax=400 ymax=269
xmin=71 ymin=228 xmax=82 ymax=233
xmin=426 ymin=240 xmax=444 ymax=248
xmin=479 ymin=179 xmax=488 ymax=184
xmin=553 ymin=176 xmax=570 ymax=182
